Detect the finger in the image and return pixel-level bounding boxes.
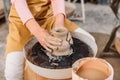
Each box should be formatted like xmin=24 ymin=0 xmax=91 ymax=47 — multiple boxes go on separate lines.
xmin=47 ymin=39 xmax=62 ymax=46
xmin=66 ymin=32 xmax=71 ymax=41
xmin=46 ymin=32 xmax=62 ymax=42
xmin=66 ymin=32 xmax=73 ymax=44
xmin=45 ymin=42 xmax=58 ymax=50
xmin=46 ymin=36 xmax=62 ymax=45
xmin=69 ymin=38 xmax=73 ymax=44
xmin=42 ymin=44 xmax=52 ymax=52
xmin=38 ymin=40 xmax=52 ymax=52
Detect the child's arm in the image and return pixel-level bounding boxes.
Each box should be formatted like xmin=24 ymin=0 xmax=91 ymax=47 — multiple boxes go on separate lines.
xmin=11 ymin=0 xmax=62 ymax=52
xmin=11 ymin=0 xmax=66 ymax=26
xmin=11 ymin=0 xmax=34 ymax=24
xmin=51 ymin=0 xmax=65 ymax=27
xmin=12 ymin=0 xmax=65 ymax=28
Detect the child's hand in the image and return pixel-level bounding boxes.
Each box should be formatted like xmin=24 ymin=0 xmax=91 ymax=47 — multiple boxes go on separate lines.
xmin=25 ymin=18 xmax=62 ymax=52
xmin=67 ymin=31 xmax=73 ymax=45
xmin=34 ymin=29 xmax=62 ymax=52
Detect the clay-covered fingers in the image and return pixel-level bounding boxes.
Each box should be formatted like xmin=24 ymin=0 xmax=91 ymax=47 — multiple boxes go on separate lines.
xmin=45 ymin=41 xmax=58 ymax=50
xmin=37 ymin=38 xmax=52 ymax=52
xmin=67 ymin=32 xmax=73 ymax=45
xmin=38 ymin=34 xmax=62 ymax=52
xmin=32 ymin=26 xmax=62 ymax=52
xmin=46 ymin=36 xmax=62 ymax=46
xmin=45 ymin=36 xmax=62 ymax=50
xmin=41 ymin=43 xmax=52 ymax=52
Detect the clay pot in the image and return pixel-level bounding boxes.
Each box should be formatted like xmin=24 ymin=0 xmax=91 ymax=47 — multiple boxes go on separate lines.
xmin=72 ymin=57 xmax=114 ymax=80
xmin=48 ymin=27 xmax=72 ymax=56
xmin=24 ymin=27 xmax=98 ymax=79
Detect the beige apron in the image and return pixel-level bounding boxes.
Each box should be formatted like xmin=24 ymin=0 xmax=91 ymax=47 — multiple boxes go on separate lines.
xmin=6 ymin=0 xmax=78 ymax=79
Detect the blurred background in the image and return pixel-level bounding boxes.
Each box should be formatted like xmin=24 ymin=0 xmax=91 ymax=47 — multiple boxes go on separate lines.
xmin=1 ymin=0 xmax=120 ymax=80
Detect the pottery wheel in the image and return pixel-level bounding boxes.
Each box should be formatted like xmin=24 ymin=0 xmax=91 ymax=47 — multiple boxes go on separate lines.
xmin=27 ymin=37 xmax=90 ymax=69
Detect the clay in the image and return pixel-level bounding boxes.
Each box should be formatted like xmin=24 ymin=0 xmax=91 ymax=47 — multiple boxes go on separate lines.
xmin=27 ymin=37 xmax=90 ymax=69
xmin=48 ymin=27 xmax=73 ymax=57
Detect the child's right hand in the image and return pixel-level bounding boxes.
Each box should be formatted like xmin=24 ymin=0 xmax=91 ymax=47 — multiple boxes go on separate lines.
xmin=25 ymin=18 xmax=62 ymax=52
xmin=33 ymin=28 xmax=62 ymax=52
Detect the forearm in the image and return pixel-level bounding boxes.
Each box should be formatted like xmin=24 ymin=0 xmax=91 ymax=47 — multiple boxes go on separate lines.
xmin=51 ymin=0 xmax=66 ymax=17
xmin=11 ymin=0 xmax=34 ymax=24
xmin=50 ymin=0 xmax=66 ymax=27
xmin=25 ymin=18 xmax=44 ymax=35
xmin=54 ymin=13 xmax=65 ymax=27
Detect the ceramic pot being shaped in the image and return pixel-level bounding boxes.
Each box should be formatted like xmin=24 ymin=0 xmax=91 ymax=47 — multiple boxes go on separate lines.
xmin=72 ymin=57 xmax=114 ymax=80
xmin=23 ymin=27 xmax=98 ymax=79
xmin=47 ymin=27 xmax=73 ymax=57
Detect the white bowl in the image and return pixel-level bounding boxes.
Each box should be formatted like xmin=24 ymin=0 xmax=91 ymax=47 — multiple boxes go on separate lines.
xmin=23 ymin=27 xmax=98 ymax=79
xmin=72 ymin=57 xmax=114 ymax=80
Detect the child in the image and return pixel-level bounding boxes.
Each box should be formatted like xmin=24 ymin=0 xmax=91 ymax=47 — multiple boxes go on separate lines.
xmin=5 ymin=0 xmax=78 ymax=80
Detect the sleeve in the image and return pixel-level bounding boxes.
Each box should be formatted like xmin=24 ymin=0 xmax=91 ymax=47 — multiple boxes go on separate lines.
xmin=50 ymin=0 xmax=66 ymax=17
xmin=11 ymin=0 xmax=34 ymax=24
